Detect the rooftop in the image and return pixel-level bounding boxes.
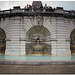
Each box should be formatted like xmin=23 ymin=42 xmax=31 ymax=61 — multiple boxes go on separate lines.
xmin=0 ymin=1 xmax=75 ymax=19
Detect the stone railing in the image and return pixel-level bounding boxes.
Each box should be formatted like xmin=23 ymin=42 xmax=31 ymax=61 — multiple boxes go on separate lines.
xmin=0 ymin=8 xmax=75 ymax=19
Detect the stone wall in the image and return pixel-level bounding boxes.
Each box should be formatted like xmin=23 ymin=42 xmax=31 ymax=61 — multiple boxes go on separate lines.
xmin=0 ymin=16 xmax=74 ymax=56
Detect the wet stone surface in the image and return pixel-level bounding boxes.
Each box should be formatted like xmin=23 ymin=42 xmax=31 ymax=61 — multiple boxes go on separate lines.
xmin=0 ymin=64 xmax=75 ymax=74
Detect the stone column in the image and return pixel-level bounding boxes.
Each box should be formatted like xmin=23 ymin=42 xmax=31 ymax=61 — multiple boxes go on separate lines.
xmin=19 ymin=40 xmax=26 ymax=55
xmin=5 ymin=17 xmax=26 ymax=56
xmin=56 ymin=39 xmax=71 ymax=56
xmin=51 ymin=41 xmax=57 ymax=56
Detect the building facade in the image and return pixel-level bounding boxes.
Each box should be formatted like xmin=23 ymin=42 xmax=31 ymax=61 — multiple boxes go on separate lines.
xmin=0 ymin=1 xmax=75 ymax=56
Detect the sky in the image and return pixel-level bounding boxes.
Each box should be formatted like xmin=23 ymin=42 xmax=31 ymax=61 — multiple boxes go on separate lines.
xmin=0 ymin=1 xmax=75 ymax=10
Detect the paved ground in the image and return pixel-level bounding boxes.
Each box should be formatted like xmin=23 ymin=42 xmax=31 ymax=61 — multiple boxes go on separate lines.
xmin=0 ymin=64 xmax=75 ymax=74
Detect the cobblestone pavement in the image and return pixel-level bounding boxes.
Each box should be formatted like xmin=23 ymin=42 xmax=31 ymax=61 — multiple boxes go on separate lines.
xmin=0 ymin=64 xmax=75 ymax=74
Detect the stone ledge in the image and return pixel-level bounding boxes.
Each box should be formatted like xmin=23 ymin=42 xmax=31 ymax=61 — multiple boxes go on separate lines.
xmin=0 ymin=60 xmax=75 ymax=65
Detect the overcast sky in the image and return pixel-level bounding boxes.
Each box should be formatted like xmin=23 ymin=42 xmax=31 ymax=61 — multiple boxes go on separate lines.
xmin=0 ymin=1 xmax=75 ymax=10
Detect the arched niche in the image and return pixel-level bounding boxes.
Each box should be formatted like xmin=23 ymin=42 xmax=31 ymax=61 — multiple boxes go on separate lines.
xmin=70 ymin=29 xmax=75 ymax=54
xmin=25 ymin=25 xmax=51 ymax=55
xmin=0 ymin=28 xmax=6 ymax=54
